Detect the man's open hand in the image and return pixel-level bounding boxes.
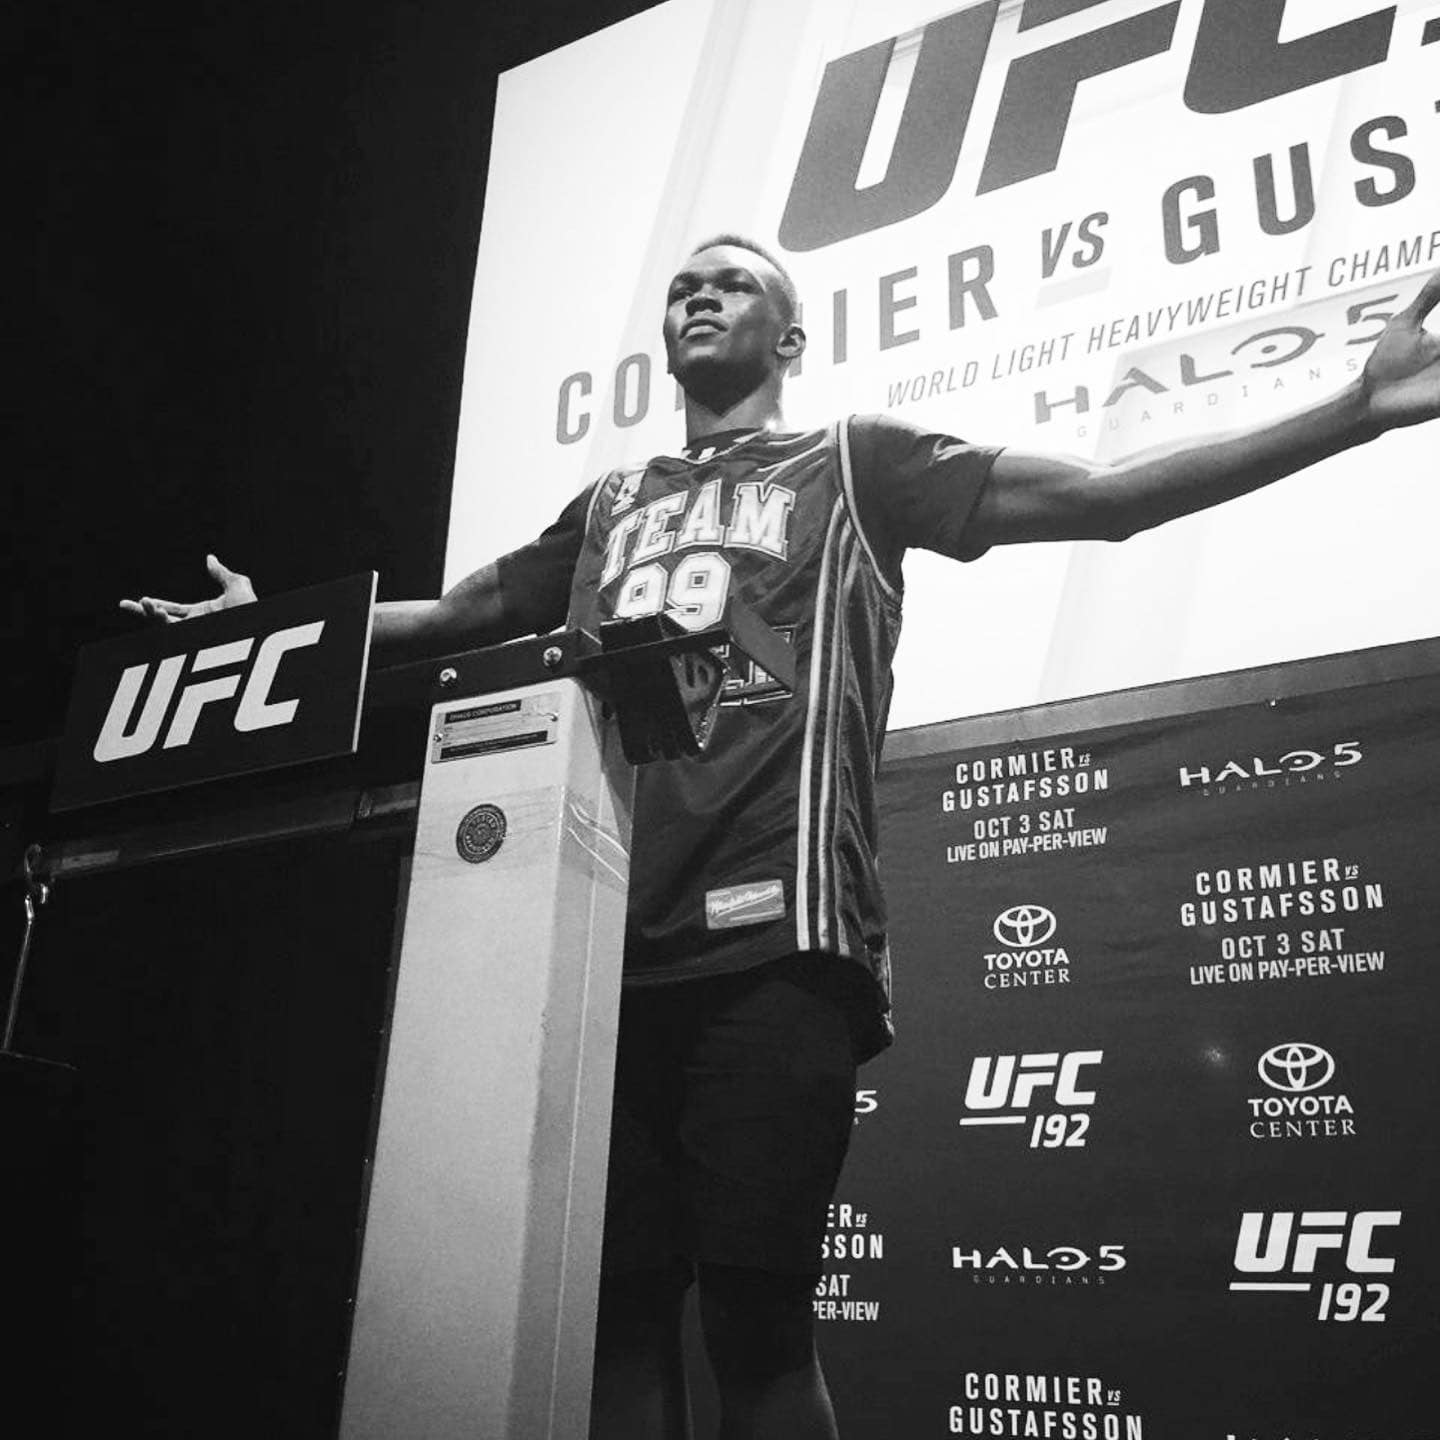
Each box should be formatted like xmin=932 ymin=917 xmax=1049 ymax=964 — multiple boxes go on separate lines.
xmin=119 ymin=554 xmax=257 ymax=624
xmin=1361 ymin=269 xmax=1440 ymax=431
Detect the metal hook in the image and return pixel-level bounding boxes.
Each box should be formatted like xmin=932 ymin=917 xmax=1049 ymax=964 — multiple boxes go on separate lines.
xmin=3 ymin=844 xmax=51 ymax=1054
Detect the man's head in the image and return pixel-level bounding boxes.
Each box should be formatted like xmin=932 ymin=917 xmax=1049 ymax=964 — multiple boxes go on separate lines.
xmin=663 ymin=235 xmax=806 ymax=412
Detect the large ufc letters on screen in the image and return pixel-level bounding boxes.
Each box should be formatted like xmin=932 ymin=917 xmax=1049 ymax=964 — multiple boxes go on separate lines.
xmin=779 ymin=0 xmax=1412 ymax=250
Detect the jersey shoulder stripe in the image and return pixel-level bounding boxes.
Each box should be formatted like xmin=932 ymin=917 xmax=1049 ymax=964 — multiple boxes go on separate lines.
xmin=835 ymin=415 xmax=900 ymax=606
xmin=794 ymin=493 xmax=846 ymax=952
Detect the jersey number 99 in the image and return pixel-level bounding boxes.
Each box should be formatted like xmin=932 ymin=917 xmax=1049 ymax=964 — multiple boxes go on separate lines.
xmin=612 ymin=553 xmax=733 ymax=631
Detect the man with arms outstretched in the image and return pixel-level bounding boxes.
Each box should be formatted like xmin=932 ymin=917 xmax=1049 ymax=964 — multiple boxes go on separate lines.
xmin=127 ymin=240 xmax=1440 ymax=1440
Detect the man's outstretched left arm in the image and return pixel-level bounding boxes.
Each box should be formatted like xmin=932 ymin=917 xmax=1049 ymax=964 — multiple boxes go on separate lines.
xmin=964 ymin=270 xmax=1440 ymax=550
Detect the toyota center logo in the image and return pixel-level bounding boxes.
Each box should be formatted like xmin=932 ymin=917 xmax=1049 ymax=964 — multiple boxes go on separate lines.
xmin=993 ymin=905 xmax=1057 ymax=948
xmin=1258 ymin=1042 xmax=1336 ymax=1094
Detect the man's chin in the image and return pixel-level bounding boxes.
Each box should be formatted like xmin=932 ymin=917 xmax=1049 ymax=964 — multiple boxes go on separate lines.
xmin=673 ymin=355 xmax=768 ymax=413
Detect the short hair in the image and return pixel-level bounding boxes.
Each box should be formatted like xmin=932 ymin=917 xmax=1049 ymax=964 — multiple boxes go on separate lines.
xmin=685 ymin=233 xmax=800 ymax=322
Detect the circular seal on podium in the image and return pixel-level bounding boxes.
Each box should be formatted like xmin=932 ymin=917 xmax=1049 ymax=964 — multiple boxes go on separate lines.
xmin=455 ymin=803 xmax=507 ymax=864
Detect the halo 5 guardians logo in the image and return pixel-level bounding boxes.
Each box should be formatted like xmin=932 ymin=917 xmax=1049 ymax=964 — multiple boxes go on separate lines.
xmin=960 ymin=1049 xmax=1102 ymax=1149
xmin=952 ymin=1241 xmax=1126 ymax=1287
xmin=1247 ymin=1041 xmax=1356 ymax=1141
xmin=984 ymin=904 xmax=1071 ymax=989
xmin=1230 ymin=1209 xmax=1401 ymax=1322
xmin=1178 ymin=740 xmax=1363 ymax=795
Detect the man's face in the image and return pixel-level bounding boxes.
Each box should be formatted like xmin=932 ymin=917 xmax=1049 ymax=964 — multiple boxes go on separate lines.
xmin=662 ymin=245 xmax=800 ymax=407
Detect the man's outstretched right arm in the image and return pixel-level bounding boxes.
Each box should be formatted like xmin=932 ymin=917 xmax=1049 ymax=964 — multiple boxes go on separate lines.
xmin=121 ymin=554 xmax=530 ymax=665
xmin=370 ymin=562 xmax=519 ymax=664
xmin=122 ymin=487 xmax=590 ymax=659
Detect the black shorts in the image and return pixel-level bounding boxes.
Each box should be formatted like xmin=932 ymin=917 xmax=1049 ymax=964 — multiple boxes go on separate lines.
xmin=601 ymin=952 xmax=860 ymax=1279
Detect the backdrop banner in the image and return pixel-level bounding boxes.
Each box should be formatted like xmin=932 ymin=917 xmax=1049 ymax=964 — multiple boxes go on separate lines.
xmin=454 ymin=0 xmax=1440 ymax=727
xmin=812 ymin=658 xmax=1440 ymax=1438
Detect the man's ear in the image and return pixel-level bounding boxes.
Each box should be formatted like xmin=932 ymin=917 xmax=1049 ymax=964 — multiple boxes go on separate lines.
xmin=777 ymin=322 xmax=806 ymax=362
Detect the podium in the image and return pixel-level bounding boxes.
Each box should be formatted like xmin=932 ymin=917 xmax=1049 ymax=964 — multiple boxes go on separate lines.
xmin=2 ymin=595 xmax=791 ymax=1439
xmin=339 ymin=632 xmax=633 ymax=1439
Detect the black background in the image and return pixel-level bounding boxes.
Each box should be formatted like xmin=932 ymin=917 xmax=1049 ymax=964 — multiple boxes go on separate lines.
xmin=14 ymin=0 xmax=661 ymax=748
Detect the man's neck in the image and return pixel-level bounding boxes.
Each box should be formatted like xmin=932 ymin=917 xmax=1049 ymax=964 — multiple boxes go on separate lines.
xmin=682 ymin=382 xmax=786 ymax=445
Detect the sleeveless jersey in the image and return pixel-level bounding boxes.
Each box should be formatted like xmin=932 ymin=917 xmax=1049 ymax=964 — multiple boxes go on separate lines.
xmin=495 ymin=414 xmax=999 ymax=1059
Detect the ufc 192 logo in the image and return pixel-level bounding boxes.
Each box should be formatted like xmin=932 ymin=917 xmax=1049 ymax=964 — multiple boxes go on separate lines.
xmin=1231 ymin=1210 xmax=1401 ymax=1322
xmin=93 ymin=622 xmax=325 ymax=762
xmin=959 ymin=1050 xmax=1102 ymax=1149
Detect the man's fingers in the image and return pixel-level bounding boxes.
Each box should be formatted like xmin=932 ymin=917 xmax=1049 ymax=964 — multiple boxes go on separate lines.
xmin=206 ymin=552 xmax=255 ymax=600
xmin=119 ymin=596 xmax=181 ymax=624
xmin=206 ymin=552 xmax=249 ymax=587
xmin=1399 ymin=268 xmax=1440 ymax=327
xmin=141 ymin=597 xmax=187 ymax=623
xmin=120 ymin=557 xmax=254 ymax=628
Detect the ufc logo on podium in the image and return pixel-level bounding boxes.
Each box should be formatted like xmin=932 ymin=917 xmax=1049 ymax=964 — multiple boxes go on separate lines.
xmin=959 ymin=1051 xmax=1102 ymax=1149
xmin=53 ymin=573 xmax=374 ymax=811
xmin=1230 ymin=1210 xmax=1401 ymax=1323
xmin=95 ymin=623 xmax=325 ymax=761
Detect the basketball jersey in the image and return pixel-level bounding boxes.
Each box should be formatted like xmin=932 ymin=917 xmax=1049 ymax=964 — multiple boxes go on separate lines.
xmin=496 ymin=414 xmax=1000 ymax=1059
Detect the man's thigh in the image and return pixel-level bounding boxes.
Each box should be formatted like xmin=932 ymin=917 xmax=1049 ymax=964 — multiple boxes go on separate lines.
xmin=602 ymin=954 xmax=859 ymax=1279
